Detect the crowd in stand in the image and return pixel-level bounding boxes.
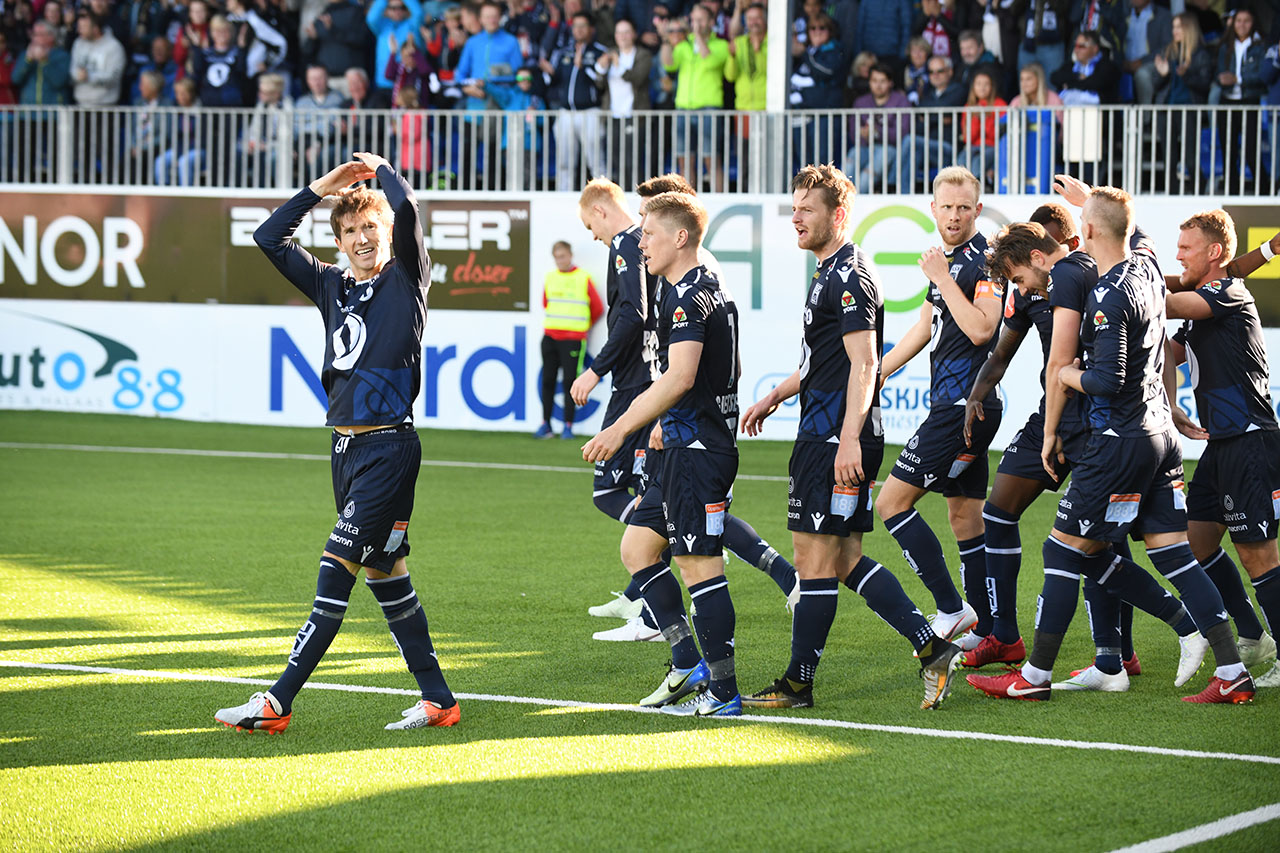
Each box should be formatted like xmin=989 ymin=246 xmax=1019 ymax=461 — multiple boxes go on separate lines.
xmin=1 ymin=0 xmax=1279 ymax=190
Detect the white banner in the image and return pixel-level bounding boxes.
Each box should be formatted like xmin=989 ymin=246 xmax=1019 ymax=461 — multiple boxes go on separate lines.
xmin=3 ymin=191 xmax=1280 ymax=461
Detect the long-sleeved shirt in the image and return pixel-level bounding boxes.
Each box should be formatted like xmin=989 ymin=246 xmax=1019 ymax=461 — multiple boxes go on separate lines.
xmin=367 ymin=0 xmax=425 ymax=88
xmin=12 ymin=48 xmax=71 ymax=105
xmin=454 ymin=27 xmax=525 ymax=110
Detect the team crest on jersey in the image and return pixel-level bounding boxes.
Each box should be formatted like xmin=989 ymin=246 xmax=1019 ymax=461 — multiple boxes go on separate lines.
xmin=673 ymin=307 xmax=687 ymax=323
xmin=343 ymin=500 xmax=356 ymax=518
xmin=615 ymin=254 xmax=628 ymax=274
xmin=950 ymin=263 xmax=964 ymax=278
xmin=810 ymin=281 xmax=825 ymax=304
xmin=841 ymin=290 xmax=854 ymax=307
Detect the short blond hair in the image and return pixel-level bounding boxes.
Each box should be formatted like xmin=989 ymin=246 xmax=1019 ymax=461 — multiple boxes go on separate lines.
xmin=932 ymin=165 xmax=981 ymax=200
xmin=1180 ymin=209 xmax=1237 ymax=260
xmin=1085 ymin=186 xmax=1134 ymax=241
xmin=579 ymin=177 xmax=626 ymax=210
xmin=643 ymin=192 xmax=708 ymax=248
xmin=330 ymin=186 xmax=392 ymax=236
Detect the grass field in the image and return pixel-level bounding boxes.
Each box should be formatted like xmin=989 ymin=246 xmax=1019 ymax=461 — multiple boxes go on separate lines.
xmin=1 ymin=410 xmax=1278 ymax=852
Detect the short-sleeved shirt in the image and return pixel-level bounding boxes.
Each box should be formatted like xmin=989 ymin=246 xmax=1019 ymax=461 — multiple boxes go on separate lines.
xmin=796 ymin=241 xmax=884 ymax=445
xmin=926 ymin=231 xmax=1003 ymax=407
xmin=1173 ymin=278 xmax=1279 ymax=439
xmin=656 ymin=265 xmax=739 ymax=454
xmin=591 ymin=225 xmax=659 ymax=392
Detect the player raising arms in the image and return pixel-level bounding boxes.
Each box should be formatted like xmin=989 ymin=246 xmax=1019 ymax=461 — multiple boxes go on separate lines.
xmin=969 ymin=187 xmax=1253 ymax=704
xmin=583 ymin=192 xmax=744 ymax=717
xmin=740 ymin=164 xmax=962 ymax=711
xmin=215 ymin=154 xmax=459 ymax=733
xmin=877 ymin=166 xmax=1003 ymax=649
xmin=1167 ymin=210 xmax=1280 ymax=687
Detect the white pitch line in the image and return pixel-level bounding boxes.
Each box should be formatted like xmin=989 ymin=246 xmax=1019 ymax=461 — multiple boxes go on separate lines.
xmin=1108 ymin=802 xmax=1280 ymax=852
xmin=0 ymin=441 xmax=789 ymax=482
xmin=3 ymin=659 xmax=1278 ymax=766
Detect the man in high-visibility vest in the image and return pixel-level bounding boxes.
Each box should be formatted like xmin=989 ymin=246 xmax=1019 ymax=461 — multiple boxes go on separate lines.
xmin=538 ymin=240 xmax=604 ymax=439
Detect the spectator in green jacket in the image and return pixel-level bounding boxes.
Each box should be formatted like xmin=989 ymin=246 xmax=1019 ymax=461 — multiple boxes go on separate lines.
xmin=661 ymin=3 xmax=729 ymax=190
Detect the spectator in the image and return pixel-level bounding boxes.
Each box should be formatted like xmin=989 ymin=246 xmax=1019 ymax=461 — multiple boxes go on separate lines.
xmin=369 ymin=0 xmax=425 ymax=89
xmin=130 ymin=35 xmax=179 ymax=102
xmin=294 ymin=63 xmax=344 ymax=179
xmin=504 ymin=66 xmax=549 ymax=188
xmin=661 ymin=3 xmax=730 ymax=189
xmin=1018 ymin=0 xmax=1069 ymax=79
xmin=789 ymin=11 xmax=847 ymax=172
xmin=854 ymin=0 xmax=912 ymax=72
xmin=13 ymin=20 xmax=70 ymax=104
xmin=1215 ymin=5 xmax=1267 ymax=194
xmin=126 ymin=69 xmax=171 ymax=179
xmin=192 ymin=15 xmax=250 ymax=106
xmin=535 ymin=240 xmax=603 ymax=440
xmin=543 ymin=11 xmax=607 ymax=190
xmin=70 ymin=10 xmax=125 ymax=105
xmin=155 ymin=76 xmax=205 ymax=185
xmin=598 ymin=17 xmax=651 ymax=187
xmin=0 ymin=31 xmax=14 ymax=105
xmin=961 ymin=67 xmax=1005 ymax=188
xmin=118 ymin=0 xmax=177 ymax=57
xmin=847 ymin=62 xmax=910 ymax=193
xmin=956 ymin=28 xmax=997 ymax=90
xmin=393 ymin=85 xmax=431 ymax=183
xmin=904 ymin=35 xmax=931 ymax=103
xmin=724 ymin=1 xmax=766 ymax=110
xmin=1184 ymin=0 xmax=1223 ymax=47
xmin=614 ymin=0 xmax=663 ymax=51
xmin=226 ymin=0 xmax=290 ymax=83
xmin=1050 ymin=29 xmax=1120 ymax=104
xmin=85 ymin=0 xmax=129 ymax=45
xmin=898 ymin=53 xmax=965 ymax=191
xmin=174 ymin=0 xmax=211 ymax=73
xmin=423 ymin=4 xmax=469 ymax=106
xmin=304 ymin=0 xmax=370 ymax=91
xmin=40 ymin=0 xmax=70 ymax=50
xmin=848 ymin=49 xmax=875 ymax=101
xmin=506 ymin=0 xmax=552 ymax=60
xmin=915 ymin=0 xmax=959 ymax=65
xmin=456 ymin=0 xmax=523 ymax=110
xmin=1124 ymin=0 xmax=1172 ymax=105
xmin=540 ymin=0 xmax=584 ymax=61
xmin=1008 ymin=59 xmax=1062 ymax=110
xmin=241 ymin=71 xmax=291 ymax=187
xmin=385 ymin=35 xmax=437 ymax=107
xmin=1154 ymin=13 xmax=1213 ymax=105
xmin=1070 ymin=0 xmax=1125 ymax=62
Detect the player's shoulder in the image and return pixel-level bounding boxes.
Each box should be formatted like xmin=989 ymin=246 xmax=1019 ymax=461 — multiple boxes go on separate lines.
xmin=957 ymin=233 xmax=989 ymax=269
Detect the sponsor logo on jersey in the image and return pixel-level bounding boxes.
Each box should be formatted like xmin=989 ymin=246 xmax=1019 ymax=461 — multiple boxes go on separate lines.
xmin=614 ymin=254 xmax=627 ymax=274
xmin=673 ymin=307 xmax=687 ymax=323
xmin=1093 ymin=310 xmax=1108 ymax=328
xmin=907 ymin=433 xmax=920 ymax=450
xmin=950 ymin=263 xmax=964 ymax=278
xmin=841 ymin=290 xmax=854 ymax=308
xmin=810 ymin=281 xmax=825 ymax=304
xmin=1203 ymin=281 xmax=1222 ymax=293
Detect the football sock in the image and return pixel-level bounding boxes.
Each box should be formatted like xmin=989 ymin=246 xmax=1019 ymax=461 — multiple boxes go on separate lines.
xmin=723 ymin=513 xmax=797 ymax=596
xmin=982 ymin=502 xmax=1023 ymax=644
xmin=957 ymin=534 xmax=990 ymax=637
xmin=1146 ymin=542 xmax=1235 ymax=648
xmin=270 ymin=558 xmax=356 ymax=714
xmin=1205 ymin=620 xmax=1246 ymax=676
xmin=623 ymin=576 xmax=643 ymax=602
xmin=624 ymin=574 xmax=661 ymax=631
xmin=845 ymin=556 xmax=935 ymax=652
xmin=1202 ymin=547 xmax=1264 ymax=640
xmin=1082 ymin=577 xmax=1122 ymax=675
xmin=1111 ymin=539 xmax=1136 ymax=659
xmin=593 ymin=489 xmax=638 ymax=523
xmin=784 ymin=578 xmax=839 ymax=685
xmin=1252 ymin=566 xmax=1280 ymax=636
xmin=689 ymin=577 xmax=737 ymax=700
xmin=884 ymin=509 xmax=964 ymax=613
xmin=368 ymin=574 xmax=454 ymax=708
xmin=1027 ymin=538 xmax=1085 ymax=673
xmin=634 ymin=562 xmax=699 ymax=669
xmin=1092 ymin=552 xmax=1197 ymax=635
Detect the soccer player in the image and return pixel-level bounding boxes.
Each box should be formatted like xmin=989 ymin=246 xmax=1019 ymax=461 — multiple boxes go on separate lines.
xmin=739 ymin=164 xmax=962 ymax=711
xmin=877 ymin=166 xmax=1003 ymax=648
xmin=583 ymin=191 xmax=743 ymax=717
xmin=973 ymin=214 xmax=1207 ymax=691
xmin=575 ymin=176 xmax=799 ymax=642
xmin=1166 ymin=209 xmax=1280 ymax=687
xmin=214 ymin=154 xmax=459 ymax=732
xmin=968 ymin=187 xmax=1254 ymax=704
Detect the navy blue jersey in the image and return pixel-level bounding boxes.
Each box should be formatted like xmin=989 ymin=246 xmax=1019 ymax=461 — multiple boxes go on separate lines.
xmin=796 ymin=241 xmax=884 ymax=444
xmin=254 ymin=166 xmax=429 ymax=426
xmin=657 ymin=266 xmax=739 ymax=454
xmin=1017 ymin=249 xmax=1097 ymax=425
xmin=1173 ymin=278 xmax=1279 ymax=438
xmin=1078 ymin=256 xmax=1171 ymax=437
xmin=927 ymin=232 xmax=1003 ymax=406
xmin=590 ymin=225 xmax=659 ymax=391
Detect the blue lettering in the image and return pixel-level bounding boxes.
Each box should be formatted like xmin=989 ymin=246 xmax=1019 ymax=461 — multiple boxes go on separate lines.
xmin=53 ymin=352 xmax=85 ymax=390
xmin=269 ymin=327 xmax=325 ymax=411
xmin=461 ymin=326 xmax=526 ymax=421
xmin=423 ymin=344 xmax=458 ymax=418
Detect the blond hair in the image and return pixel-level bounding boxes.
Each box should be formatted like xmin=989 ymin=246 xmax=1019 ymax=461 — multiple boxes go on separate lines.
xmin=579 ymin=177 xmax=626 ymax=210
xmin=643 ymin=192 xmax=708 ymax=248
xmin=933 ymin=165 xmax=981 ymax=199
xmin=1180 ymin=209 xmax=1237 ymax=260
xmin=1085 ymin=186 xmax=1134 ymax=241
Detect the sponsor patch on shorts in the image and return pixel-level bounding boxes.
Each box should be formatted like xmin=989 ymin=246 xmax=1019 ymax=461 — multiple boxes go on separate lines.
xmin=949 ymin=452 xmax=977 ymax=479
xmin=705 ymin=501 xmax=726 ymax=536
xmin=1105 ymin=493 xmax=1141 ymax=524
xmin=1171 ymin=480 xmax=1187 ymax=511
xmin=633 ymin=449 xmax=646 ymax=476
xmin=1272 ymin=488 xmax=1280 ymax=518
xmin=830 ymin=484 xmax=859 ymax=519
xmin=383 ymin=520 xmax=408 ymax=553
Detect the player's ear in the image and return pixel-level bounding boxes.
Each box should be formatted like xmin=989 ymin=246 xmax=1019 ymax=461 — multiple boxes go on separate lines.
xmin=1067 ymin=236 xmax=1080 ymax=251
xmin=974 ymin=201 xmax=983 ymax=217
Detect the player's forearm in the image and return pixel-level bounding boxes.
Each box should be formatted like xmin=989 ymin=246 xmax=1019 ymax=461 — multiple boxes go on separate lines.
xmin=613 ymin=368 xmax=690 ymax=437
xmin=1224 ymin=231 xmax=1280 ymax=279
xmin=255 ymin=187 xmax=320 ymax=253
xmin=1043 ymin=380 xmax=1067 ymax=438
xmin=590 ymin=311 xmax=643 ymax=378
xmin=840 ymin=358 xmax=875 ymax=444
xmin=763 ymin=370 xmax=802 ymax=408
xmin=378 ymin=165 xmax=429 ymax=277
xmin=937 ymin=277 xmax=998 ymax=344
xmin=882 ymin=321 xmax=928 ymax=376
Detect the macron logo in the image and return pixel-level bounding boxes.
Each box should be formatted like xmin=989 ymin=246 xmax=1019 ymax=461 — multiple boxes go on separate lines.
xmin=675 ymin=284 xmax=693 ymax=298
xmin=923 ymin=474 xmax=937 ymax=488
xmin=613 ymin=235 xmax=623 ymax=248
xmin=836 ymin=265 xmax=853 ymax=283
xmin=682 ymin=534 xmax=697 ymax=551
xmin=1261 ymin=521 xmax=1270 ymax=536
xmin=1079 ymin=520 xmax=1093 ymax=535
xmin=1092 ymin=287 xmax=1108 ymax=303
xmin=611 ymin=470 xmax=624 ymax=483
xmin=811 ymin=512 xmax=825 ymax=529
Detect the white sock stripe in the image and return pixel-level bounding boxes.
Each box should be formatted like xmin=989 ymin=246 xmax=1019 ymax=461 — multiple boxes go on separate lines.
xmin=365 ymin=575 xmax=406 ymax=585
xmin=958 ymin=544 xmax=984 ymax=555
xmin=854 ymin=564 xmax=882 ymax=595
xmin=1044 ymin=568 xmax=1082 ymax=580
xmin=314 ymin=596 xmax=350 ymax=608
xmin=592 ymin=487 xmax=624 ymax=497
xmin=1163 ymin=561 xmax=1199 ymax=580
xmin=985 ymin=547 xmax=1022 ymax=555
xmin=1146 ymin=543 xmax=1181 ymax=555
xmin=319 ymin=559 xmax=344 ymax=572
xmin=690 ymin=580 xmax=728 ymax=599
xmin=618 ymin=497 xmax=640 ymax=524
xmin=887 ymin=511 xmax=919 ymax=536
xmin=981 ymin=511 xmax=1019 ymax=525
xmin=1098 ymin=558 xmax=1120 ymax=586
xmin=1201 ymin=548 xmax=1228 ymax=569
xmin=801 ymin=589 xmax=841 ymax=596
xmin=637 ymin=566 xmax=672 ymax=592
xmin=376 ymin=590 xmax=418 ymax=608
xmin=1047 ymin=537 xmax=1088 ymax=556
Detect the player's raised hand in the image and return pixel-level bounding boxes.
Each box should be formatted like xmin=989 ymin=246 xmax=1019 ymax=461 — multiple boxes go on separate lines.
xmin=917 ymin=246 xmax=950 ymax=284
xmin=740 ymin=398 xmax=777 ymax=436
xmin=582 ymin=425 xmax=622 ymax=463
xmin=308 ymin=161 xmax=377 ymax=197
xmin=1053 ymin=174 xmax=1091 ymax=208
xmin=353 ymin=151 xmax=393 ymax=174
xmin=1172 ymin=406 xmax=1209 ymax=441
xmin=963 ymin=398 xmax=984 ymax=447
xmin=570 ymin=369 xmax=599 ymax=407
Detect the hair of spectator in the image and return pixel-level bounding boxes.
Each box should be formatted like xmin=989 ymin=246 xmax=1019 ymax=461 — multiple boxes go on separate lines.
xmin=1085 ymin=186 xmax=1135 ymax=241
xmin=572 ymin=11 xmax=594 ymax=26
xmin=809 ymin=12 xmax=837 ymax=39
xmin=636 ymin=173 xmax=695 ymax=197
xmin=986 ymin=222 xmax=1060 ymax=281
xmin=928 ymin=55 xmax=953 ymax=70
xmin=932 ymin=165 xmax=980 ymax=199
xmin=31 ymin=20 xmax=52 ymax=38
xmin=175 ymin=77 xmax=198 ymax=96
xmin=579 ymin=177 xmax=626 ymax=210
xmin=643 ymin=192 xmax=708 ymax=248
xmin=1077 ymin=30 xmax=1101 ymax=50
xmin=80 ymin=10 xmax=104 ymax=32
xmin=1021 ymin=61 xmax=1048 ymax=105
xmin=908 ymin=36 xmax=931 ymax=56
xmin=746 ymin=3 xmax=766 ymax=15
xmin=210 ymin=14 xmax=232 ymax=34
xmin=140 ymin=70 xmax=165 ymax=91
xmin=1029 ymin=202 xmax=1078 ymax=242
xmin=1180 ymin=210 xmax=1237 ymax=260
xmin=330 ymin=187 xmax=393 ymax=238
xmin=869 ymin=63 xmax=894 ymax=83
xmin=480 ymin=0 xmax=504 ymax=14
xmin=552 ymin=240 xmax=572 ymax=254
xmin=346 ymin=67 xmax=371 ymax=84
xmin=1170 ymin=14 xmax=1203 ymax=67
xmin=259 ymin=73 xmax=285 ymax=93
xmin=958 ymin=29 xmax=982 ymax=47
xmin=791 ymin=163 xmax=856 ymax=219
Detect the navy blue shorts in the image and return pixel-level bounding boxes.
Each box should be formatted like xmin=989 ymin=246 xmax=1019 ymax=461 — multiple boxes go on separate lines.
xmin=1186 ymin=430 xmax=1280 ymax=543
xmin=628 ymin=447 xmax=737 ymax=556
xmin=328 ymin=424 xmax=419 ymax=571
xmin=628 ymin=446 xmax=666 ymax=535
xmin=593 ymin=385 xmax=651 ymax=496
xmin=996 ymin=411 xmax=1091 ymax=492
xmin=892 ymin=403 xmax=1001 ymax=498
xmin=787 ymin=439 xmax=884 ymax=536
xmin=1054 ymin=430 xmax=1186 ymax=543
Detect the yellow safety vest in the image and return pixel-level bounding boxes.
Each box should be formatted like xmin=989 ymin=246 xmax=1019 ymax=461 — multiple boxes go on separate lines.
xmin=544 ymin=267 xmax=593 ymax=334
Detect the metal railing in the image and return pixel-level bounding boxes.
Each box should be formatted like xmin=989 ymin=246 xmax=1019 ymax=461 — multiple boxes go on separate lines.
xmin=2 ymin=104 xmax=1277 ymax=196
